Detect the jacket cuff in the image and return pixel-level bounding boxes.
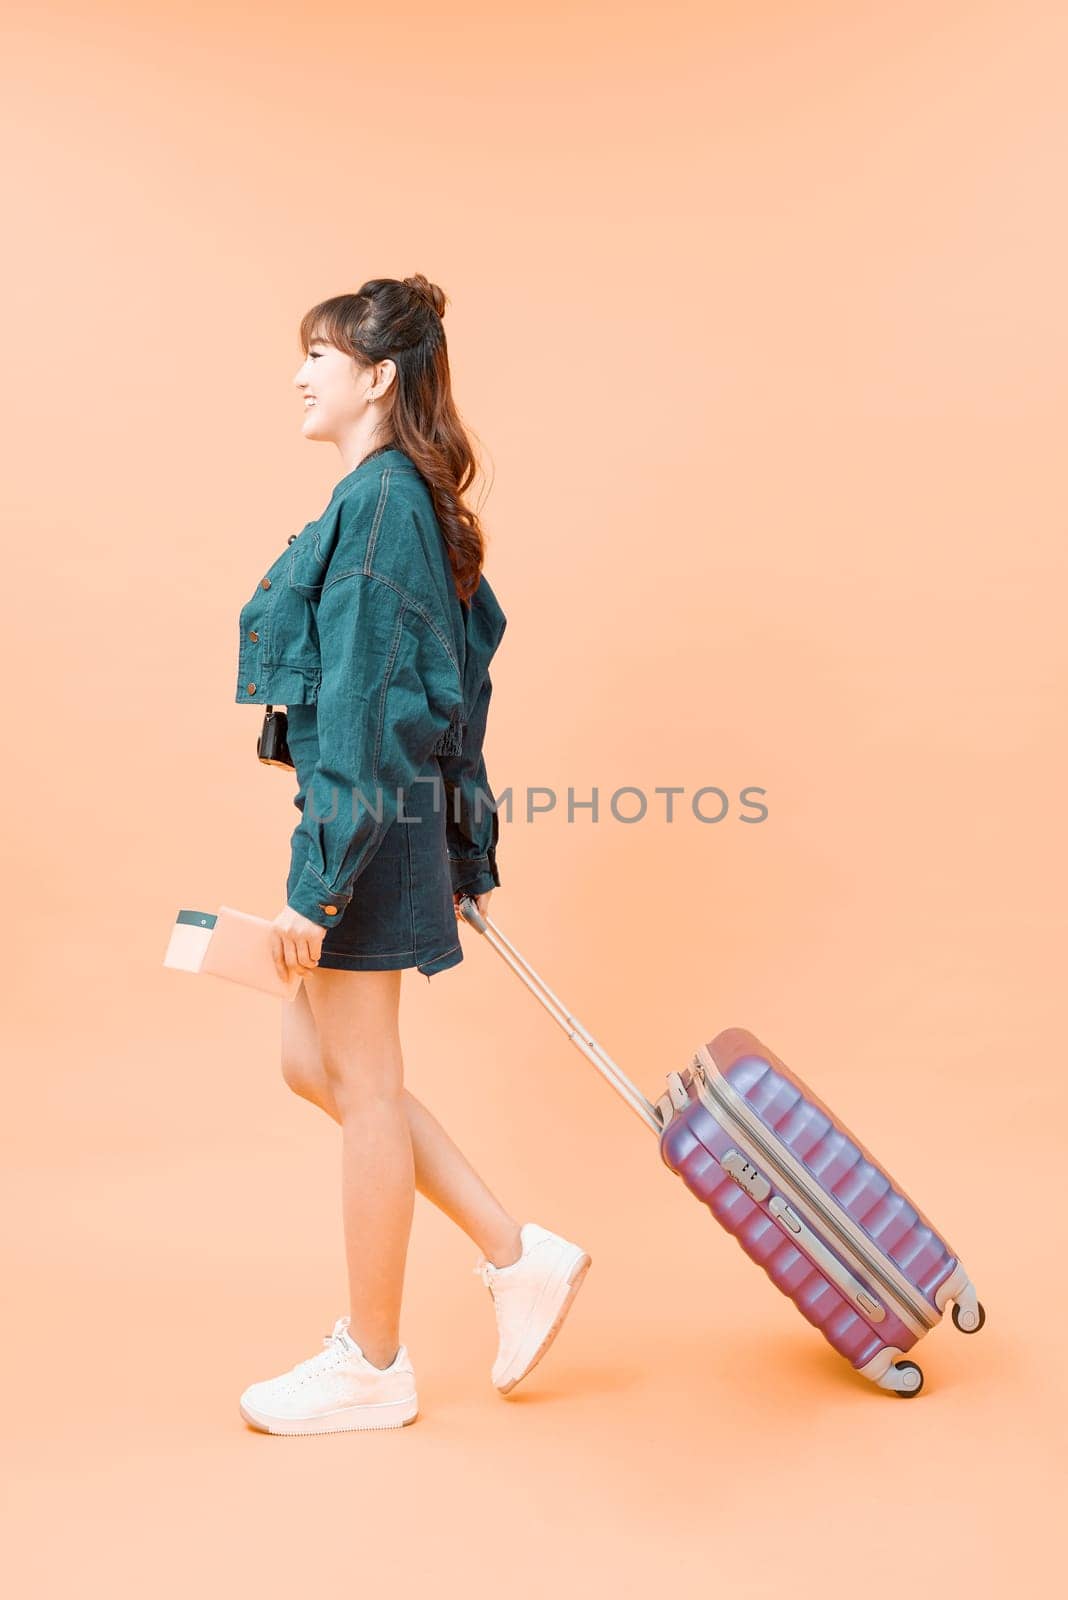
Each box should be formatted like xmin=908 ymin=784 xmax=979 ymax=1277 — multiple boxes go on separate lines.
xmin=287 ymin=862 xmax=352 ymax=929
xmin=449 ymin=849 xmax=500 ymax=898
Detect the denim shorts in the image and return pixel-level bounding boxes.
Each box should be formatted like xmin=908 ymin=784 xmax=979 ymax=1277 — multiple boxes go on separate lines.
xmin=283 ymin=704 xmax=464 ymax=979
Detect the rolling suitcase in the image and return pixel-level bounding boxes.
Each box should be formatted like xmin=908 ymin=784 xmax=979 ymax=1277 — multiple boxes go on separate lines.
xmin=457 ymin=896 xmax=985 ymax=1398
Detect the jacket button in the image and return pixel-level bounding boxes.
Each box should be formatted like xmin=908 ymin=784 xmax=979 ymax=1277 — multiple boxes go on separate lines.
xmin=288 ymin=534 xmax=298 ymax=545
xmin=248 ymin=629 xmax=258 ymax=642
xmin=320 ymin=904 xmax=339 ymax=916
xmin=246 ymin=682 xmax=257 ymax=694
xmin=261 ymin=577 xmax=271 ymax=590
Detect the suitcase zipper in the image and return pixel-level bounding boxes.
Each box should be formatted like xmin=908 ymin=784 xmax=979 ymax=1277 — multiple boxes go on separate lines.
xmin=765 ymin=1195 xmax=888 ymax=1322
xmin=689 ymin=1048 xmax=936 ymax=1336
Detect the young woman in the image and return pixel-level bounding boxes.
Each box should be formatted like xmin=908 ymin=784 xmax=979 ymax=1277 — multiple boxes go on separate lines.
xmin=234 ymin=275 xmax=591 ymax=1435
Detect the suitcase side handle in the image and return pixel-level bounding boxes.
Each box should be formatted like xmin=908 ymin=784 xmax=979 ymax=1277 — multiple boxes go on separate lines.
xmin=457 ymin=895 xmax=663 ymax=1136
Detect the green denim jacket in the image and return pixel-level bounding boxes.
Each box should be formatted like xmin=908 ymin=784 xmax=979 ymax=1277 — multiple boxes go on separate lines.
xmin=235 ymin=448 xmax=507 ymax=929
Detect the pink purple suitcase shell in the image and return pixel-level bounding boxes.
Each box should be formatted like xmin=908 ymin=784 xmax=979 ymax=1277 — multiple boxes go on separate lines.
xmin=657 ymin=1027 xmax=985 ymax=1396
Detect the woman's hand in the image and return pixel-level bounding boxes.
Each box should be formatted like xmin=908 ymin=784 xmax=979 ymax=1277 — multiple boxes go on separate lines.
xmin=454 ymin=889 xmax=493 ymax=924
xmin=271 ymin=906 xmax=327 ymax=983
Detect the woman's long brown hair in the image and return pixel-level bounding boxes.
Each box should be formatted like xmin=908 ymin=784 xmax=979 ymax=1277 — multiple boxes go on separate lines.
xmin=299 ymin=274 xmax=487 ymax=605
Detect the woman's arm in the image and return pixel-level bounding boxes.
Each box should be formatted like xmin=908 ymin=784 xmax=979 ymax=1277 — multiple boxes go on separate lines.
xmin=286 ymin=571 xmax=459 ymax=929
xmin=439 ymin=664 xmax=502 ymax=899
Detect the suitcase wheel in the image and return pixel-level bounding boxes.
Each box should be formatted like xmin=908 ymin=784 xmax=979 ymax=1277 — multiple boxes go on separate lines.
xmin=875 ymin=1359 xmax=925 ymax=1397
xmin=952 ymin=1299 xmax=987 ymax=1335
xmin=892 ymin=1361 xmax=924 ymax=1397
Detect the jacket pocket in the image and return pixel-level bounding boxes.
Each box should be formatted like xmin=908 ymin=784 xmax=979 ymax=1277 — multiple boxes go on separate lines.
xmin=255 ymin=537 xmax=325 ymax=680
xmin=288 ymin=531 xmax=329 ymax=598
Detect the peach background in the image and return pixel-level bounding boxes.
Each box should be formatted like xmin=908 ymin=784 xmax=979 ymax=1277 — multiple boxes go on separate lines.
xmin=3 ymin=0 xmax=1065 ymax=1593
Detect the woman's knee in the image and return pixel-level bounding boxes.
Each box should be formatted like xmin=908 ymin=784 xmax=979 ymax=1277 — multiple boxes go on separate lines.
xmin=319 ymin=1047 xmax=405 ymax=1112
xmin=280 ymin=983 xmax=327 ymax=1100
xmin=280 ymin=1042 xmax=325 ymax=1101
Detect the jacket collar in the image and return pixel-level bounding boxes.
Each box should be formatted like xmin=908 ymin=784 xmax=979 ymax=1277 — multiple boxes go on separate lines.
xmin=331 ymin=447 xmax=420 ymax=499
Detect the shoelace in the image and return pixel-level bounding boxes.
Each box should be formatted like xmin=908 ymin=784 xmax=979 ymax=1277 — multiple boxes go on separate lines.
xmin=290 ymin=1316 xmax=353 ymax=1376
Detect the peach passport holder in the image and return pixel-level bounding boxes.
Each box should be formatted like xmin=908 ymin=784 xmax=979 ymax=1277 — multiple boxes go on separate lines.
xmin=163 ymin=907 xmax=302 ymax=1001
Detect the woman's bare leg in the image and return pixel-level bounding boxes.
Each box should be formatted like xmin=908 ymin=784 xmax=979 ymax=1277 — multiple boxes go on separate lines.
xmin=297 ymin=966 xmax=420 ymax=1368
xmin=282 ymin=980 xmax=523 ymax=1273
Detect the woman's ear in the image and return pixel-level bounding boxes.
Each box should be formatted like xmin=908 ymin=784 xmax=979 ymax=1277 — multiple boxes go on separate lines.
xmin=376 ymin=358 xmax=398 ymax=395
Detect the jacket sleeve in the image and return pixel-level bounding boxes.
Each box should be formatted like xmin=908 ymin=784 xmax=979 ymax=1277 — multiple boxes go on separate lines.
xmin=286 ymin=573 xmax=458 ymax=929
xmin=439 ymin=663 xmax=502 ymax=899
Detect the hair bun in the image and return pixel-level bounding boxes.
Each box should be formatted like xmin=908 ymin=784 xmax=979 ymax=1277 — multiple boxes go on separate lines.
xmin=403 ymin=274 xmax=446 ymax=318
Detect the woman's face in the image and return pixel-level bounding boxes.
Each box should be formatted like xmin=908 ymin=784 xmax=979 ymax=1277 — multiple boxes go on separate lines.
xmin=293 ymin=337 xmax=364 ymax=443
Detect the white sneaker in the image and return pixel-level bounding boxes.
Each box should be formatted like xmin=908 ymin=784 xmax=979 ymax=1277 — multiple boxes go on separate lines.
xmin=239 ymin=1316 xmax=418 ymax=1435
xmin=473 ymin=1221 xmax=592 ymax=1395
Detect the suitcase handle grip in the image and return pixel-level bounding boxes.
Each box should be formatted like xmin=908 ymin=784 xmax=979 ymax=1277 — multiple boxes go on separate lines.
xmin=456 ymin=895 xmax=663 ymax=1136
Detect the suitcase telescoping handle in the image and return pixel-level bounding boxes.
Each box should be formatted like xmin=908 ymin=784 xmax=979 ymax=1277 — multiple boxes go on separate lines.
xmin=457 ymin=895 xmax=663 ymax=1136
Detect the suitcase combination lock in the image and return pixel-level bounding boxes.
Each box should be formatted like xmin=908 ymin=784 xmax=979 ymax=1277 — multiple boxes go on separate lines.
xmin=722 ymin=1150 xmax=772 ymax=1202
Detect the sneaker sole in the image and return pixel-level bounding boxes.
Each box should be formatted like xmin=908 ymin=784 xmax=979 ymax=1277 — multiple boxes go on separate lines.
xmin=495 ymin=1250 xmax=592 ymax=1395
xmin=239 ymin=1394 xmax=419 ymax=1435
